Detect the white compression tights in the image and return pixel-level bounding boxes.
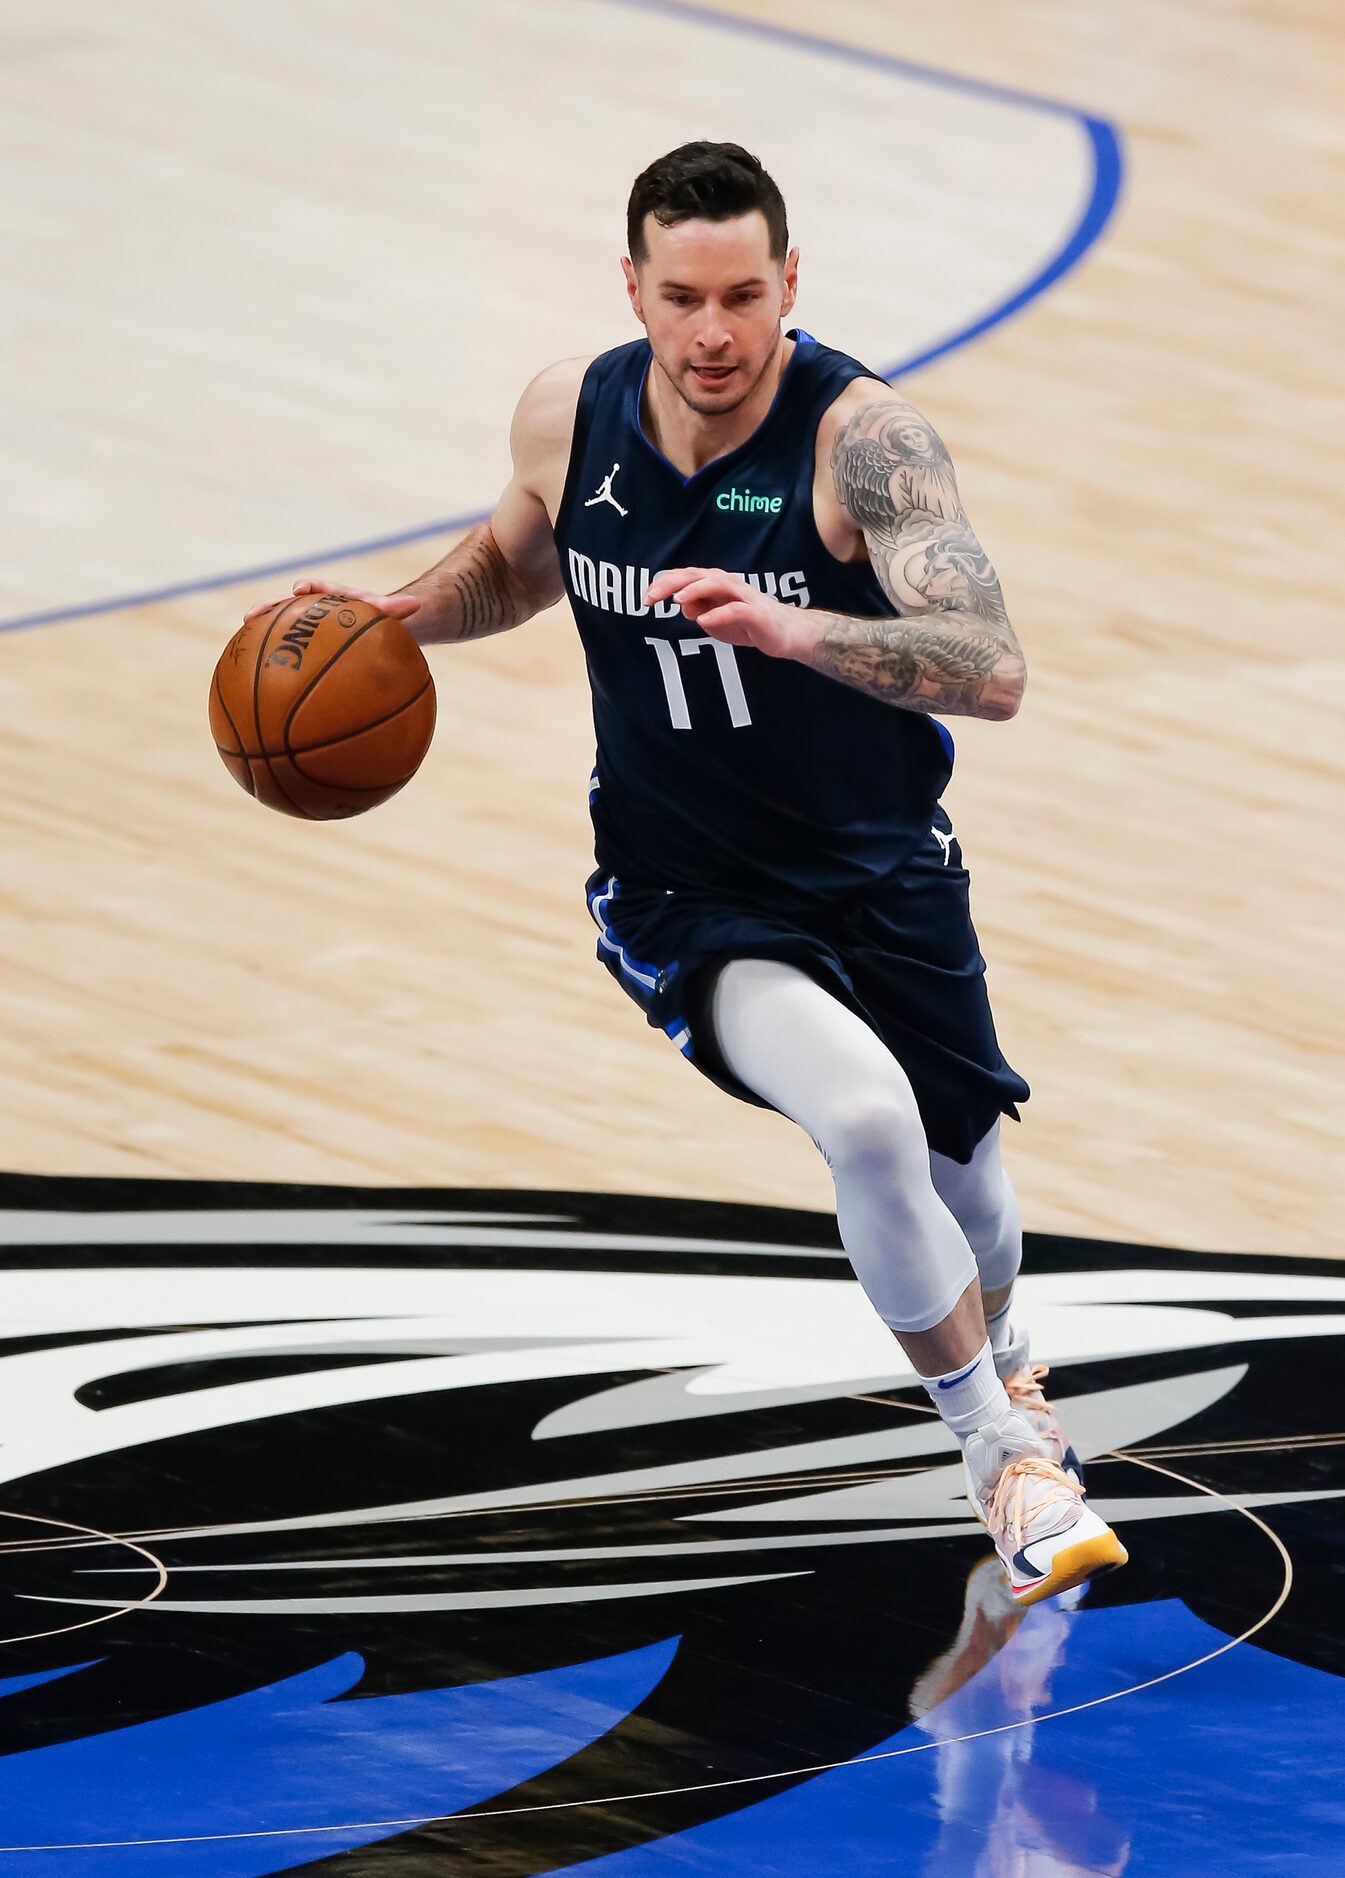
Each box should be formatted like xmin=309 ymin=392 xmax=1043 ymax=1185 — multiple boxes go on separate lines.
xmin=708 ymin=957 xmax=1023 ymax=1335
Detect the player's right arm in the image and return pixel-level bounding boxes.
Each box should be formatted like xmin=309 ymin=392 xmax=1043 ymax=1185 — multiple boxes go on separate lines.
xmin=241 ymin=359 xmax=585 ymax=643
xmin=396 ymin=360 xmax=583 ymax=643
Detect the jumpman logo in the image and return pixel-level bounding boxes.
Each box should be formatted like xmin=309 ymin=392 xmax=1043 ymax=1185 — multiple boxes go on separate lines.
xmin=584 ymin=462 xmax=628 ymax=518
xmin=932 ymin=822 xmax=954 ymax=865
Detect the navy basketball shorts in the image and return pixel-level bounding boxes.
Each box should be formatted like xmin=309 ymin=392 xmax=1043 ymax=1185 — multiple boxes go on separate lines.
xmin=584 ymin=811 xmax=1029 ymax=1166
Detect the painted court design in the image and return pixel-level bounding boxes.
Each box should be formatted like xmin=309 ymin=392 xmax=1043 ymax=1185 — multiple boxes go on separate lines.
xmin=0 ymin=1177 xmax=1341 ymax=1871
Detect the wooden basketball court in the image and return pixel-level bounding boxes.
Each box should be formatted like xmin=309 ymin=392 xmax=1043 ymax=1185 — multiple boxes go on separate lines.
xmin=2 ymin=0 xmax=1339 ymax=1256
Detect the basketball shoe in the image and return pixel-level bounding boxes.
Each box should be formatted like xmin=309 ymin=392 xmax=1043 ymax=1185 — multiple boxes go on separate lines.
xmin=1003 ymin=1362 xmax=1085 ymax=1489
xmin=993 ymin=1327 xmax=1084 ymax=1489
xmin=964 ymin=1410 xmax=1127 ymax=1608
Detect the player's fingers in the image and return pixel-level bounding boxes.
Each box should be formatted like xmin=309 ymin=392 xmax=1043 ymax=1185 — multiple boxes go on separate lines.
xmin=333 ymin=587 xmax=421 ymax=618
xmin=242 ymin=577 xmax=339 ymax=623
xmin=670 ymin=575 xmax=731 ymax=609
xmin=242 ymin=584 xmax=419 ymax=624
xmin=697 ymin=602 xmax=754 ymax=640
xmin=241 ymin=594 xmax=296 ymax=622
xmin=644 ymin=566 xmax=713 ymax=604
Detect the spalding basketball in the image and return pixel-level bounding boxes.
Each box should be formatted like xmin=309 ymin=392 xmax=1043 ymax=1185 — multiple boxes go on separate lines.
xmin=210 ymin=595 xmax=436 ymax=819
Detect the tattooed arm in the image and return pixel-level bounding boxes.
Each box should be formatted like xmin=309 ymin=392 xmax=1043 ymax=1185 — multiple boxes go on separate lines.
xmin=397 ymin=519 xmax=557 ymax=646
xmin=398 ymin=362 xmax=579 ymax=644
xmin=647 ymin=400 xmax=1024 ymax=716
xmin=808 ymin=397 xmax=1026 ymax=719
xmin=245 ymin=363 xmax=578 ymax=642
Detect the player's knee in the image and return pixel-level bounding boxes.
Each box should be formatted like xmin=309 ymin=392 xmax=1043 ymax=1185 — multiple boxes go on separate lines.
xmin=951 ymin=1177 xmax=1005 ymax=1254
xmin=978 ymin=1174 xmax=1023 ymax=1293
xmin=955 ymin=1170 xmax=1022 ymax=1293
xmin=932 ymin=1131 xmax=1022 ymax=1284
xmin=824 ymin=1094 xmax=928 ymax=1189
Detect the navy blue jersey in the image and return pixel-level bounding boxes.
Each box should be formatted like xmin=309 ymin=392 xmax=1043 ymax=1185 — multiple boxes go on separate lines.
xmin=555 ymin=328 xmax=953 ymax=910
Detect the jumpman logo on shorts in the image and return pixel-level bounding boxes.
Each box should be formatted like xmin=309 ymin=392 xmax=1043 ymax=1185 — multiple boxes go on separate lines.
xmin=585 ymin=462 xmax=628 ymax=518
xmin=932 ymin=822 xmax=954 ymax=865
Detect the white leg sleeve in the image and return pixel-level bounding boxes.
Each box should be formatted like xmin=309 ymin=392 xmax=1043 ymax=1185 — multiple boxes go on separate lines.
xmin=929 ymin=1122 xmax=1023 ymax=1298
xmin=708 ymin=957 xmax=977 ymax=1335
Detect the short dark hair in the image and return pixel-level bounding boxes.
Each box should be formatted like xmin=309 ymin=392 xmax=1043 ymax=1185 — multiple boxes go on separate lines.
xmin=626 ymin=141 xmax=788 ymax=266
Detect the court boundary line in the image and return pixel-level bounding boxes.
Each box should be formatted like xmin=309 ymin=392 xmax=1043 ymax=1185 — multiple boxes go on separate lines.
xmin=0 ymin=1 xmax=1122 ymax=639
xmin=0 ymin=1454 xmax=1290 ymax=1857
xmin=0 ymin=1509 xmax=166 ymax=1649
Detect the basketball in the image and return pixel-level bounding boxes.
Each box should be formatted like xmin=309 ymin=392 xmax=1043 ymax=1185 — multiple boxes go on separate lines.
xmin=209 ymin=594 xmax=436 ymax=819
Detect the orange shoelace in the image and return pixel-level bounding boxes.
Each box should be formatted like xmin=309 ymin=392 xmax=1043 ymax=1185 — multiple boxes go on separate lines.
xmin=985 ymin=1456 xmax=1084 ymax=1548
xmin=1004 ymin=1362 xmax=1053 ymax=1416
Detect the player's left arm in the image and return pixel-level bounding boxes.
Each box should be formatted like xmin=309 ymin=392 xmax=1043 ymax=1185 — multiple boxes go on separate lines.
xmin=813 ymin=396 xmax=1026 ymax=719
xmin=644 ymin=397 xmax=1025 ymax=721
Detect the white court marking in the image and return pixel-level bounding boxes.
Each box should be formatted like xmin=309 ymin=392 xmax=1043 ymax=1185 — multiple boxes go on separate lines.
xmin=0 ymin=1247 xmax=1339 ymax=1559
xmin=0 ymin=1457 xmax=1294 ymax=1856
xmin=0 ymin=1509 xmax=166 ymax=1647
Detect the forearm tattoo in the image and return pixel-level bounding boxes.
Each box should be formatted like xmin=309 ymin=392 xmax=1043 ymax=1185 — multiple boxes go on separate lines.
xmin=402 ymin=523 xmax=531 ymax=643
xmin=820 ymin=402 xmax=1025 ymax=717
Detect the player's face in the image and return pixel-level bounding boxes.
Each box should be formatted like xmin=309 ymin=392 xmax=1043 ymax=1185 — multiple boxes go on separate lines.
xmin=624 ymin=213 xmax=799 ymax=417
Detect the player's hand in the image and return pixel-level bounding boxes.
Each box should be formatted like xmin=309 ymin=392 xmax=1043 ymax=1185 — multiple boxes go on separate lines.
xmin=643 ymin=567 xmax=813 ymax=660
xmin=242 ymin=579 xmax=422 ymax=625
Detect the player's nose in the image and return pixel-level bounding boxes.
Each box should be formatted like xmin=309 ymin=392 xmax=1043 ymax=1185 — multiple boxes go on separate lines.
xmin=694 ymin=308 xmax=733 ymax=351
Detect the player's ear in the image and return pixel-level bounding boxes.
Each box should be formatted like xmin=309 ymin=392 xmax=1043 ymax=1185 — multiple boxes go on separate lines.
xmin=780 ymin=246 xmax=799 ymax=318
xmin=621 ymin=257 xmax=646 ymax=325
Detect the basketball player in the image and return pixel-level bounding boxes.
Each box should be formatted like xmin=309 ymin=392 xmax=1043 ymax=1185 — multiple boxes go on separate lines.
xmin=246 ymin=142 xmax=1126 ymax=1605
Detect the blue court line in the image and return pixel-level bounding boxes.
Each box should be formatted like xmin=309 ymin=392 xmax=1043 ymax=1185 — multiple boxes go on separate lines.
xmin=0 ymin=4 xmax=1121 ymax=640
xmin=0 ymin=515 xmax=492 ymax=638
xmin=605 ymin=0 xmax=1114 ymax=122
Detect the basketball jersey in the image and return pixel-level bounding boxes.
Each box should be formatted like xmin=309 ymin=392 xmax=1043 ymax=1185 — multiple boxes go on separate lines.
xmin=554 ymin=328 xmax=954 ymax=909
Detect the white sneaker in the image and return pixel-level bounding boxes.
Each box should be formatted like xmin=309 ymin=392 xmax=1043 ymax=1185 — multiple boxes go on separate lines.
xmin=1001 ymin=1361 xmax=1085 ymax=1490
xmin=964 ymin=1410 xmax=1127 ymax=1608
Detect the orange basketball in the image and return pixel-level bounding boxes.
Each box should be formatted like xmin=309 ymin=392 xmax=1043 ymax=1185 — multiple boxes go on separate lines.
xmin=209 ymin=595 xmax=436 ymax=819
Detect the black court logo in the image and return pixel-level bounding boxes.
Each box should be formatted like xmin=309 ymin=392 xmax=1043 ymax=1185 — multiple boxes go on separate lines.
xmin=0 ymin=1174 xmax=1340 ymax=1870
